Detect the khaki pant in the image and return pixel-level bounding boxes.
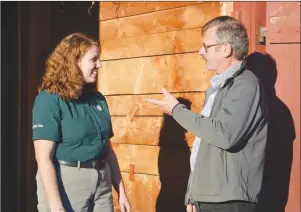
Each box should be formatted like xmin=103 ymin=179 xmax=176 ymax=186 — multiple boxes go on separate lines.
xmin=36 ymin=163 xmax=114 ymax=212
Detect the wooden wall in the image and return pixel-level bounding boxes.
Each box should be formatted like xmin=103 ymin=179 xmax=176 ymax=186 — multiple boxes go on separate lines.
xmin=98 ymin=2 xmax=224 ymax=212
xmin=233 ymin=2 xmax=300 ymax=212
xmin=265 ymin=3 xmax=300 ymax=212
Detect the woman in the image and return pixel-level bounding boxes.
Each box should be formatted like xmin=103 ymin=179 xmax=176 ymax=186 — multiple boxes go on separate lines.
xmin=32 ymin=33 xmax=130 ymax=212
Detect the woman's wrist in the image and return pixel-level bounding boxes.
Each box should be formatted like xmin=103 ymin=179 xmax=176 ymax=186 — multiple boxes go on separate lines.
xmin=50 ymin=202 xmax=64 ymax=211
xmin=118 ymin=184 xmax=127 ymax=197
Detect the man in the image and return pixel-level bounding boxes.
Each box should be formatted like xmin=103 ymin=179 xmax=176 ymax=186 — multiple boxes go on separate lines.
xmin=145 ymin=16 xmax=268 ymax=212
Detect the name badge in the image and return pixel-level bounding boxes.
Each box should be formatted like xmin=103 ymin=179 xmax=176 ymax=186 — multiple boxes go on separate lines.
xmin=96 ymin=105 xmax=102 ymax=111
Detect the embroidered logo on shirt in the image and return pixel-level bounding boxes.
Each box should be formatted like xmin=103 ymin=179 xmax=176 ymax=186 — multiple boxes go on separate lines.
xmin=96 ymin=105 xmax=102 ymax=111
xmin=32 ymin=124 xmax=44 ymax=129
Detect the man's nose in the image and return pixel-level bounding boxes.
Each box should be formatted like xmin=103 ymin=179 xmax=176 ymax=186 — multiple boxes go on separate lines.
xmin=199 ymin=47 xmax=206 ymax=55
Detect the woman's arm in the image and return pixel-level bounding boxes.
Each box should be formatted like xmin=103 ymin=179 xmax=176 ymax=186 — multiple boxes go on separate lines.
xmin=34 ymin=139 xmax=65 ymax=212
xmin=107 ymin=140 xmax=130 ymax=212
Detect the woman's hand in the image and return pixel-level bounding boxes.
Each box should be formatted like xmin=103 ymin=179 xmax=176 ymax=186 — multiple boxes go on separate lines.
xmin=107 ymin=140 xmax=131 ymax=211
xmin=50 ymin=205 xmax=65 ymax=212
xmin=119 ymin=193 xmax=131 ymax=212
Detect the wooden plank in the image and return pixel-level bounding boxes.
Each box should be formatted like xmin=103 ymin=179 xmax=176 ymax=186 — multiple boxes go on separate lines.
xmin=112 ymin=173 xmax=188 ymax=212
xmin=285 ymin=43 xmax=300 ymax=210
xmin=112 ymin=144 xmax=159 ymax=175
xmin=111 ymin=117 xmax=196 ymax=147
xmin=112 ymin=143 xmax=191 ymax=176
xmin=267 ymin=2 xmax=300 ymax=43
xmin=100 ymin=2 xmax=202 ymax=21
xmin=267 ymin=2 xmax=300 ymax=17
xmin=232 ymin=2 xmax=266 ymax=53
xmin=100 ymin=2 xmax=220 ymax=40
xmin=106 ymin=92 xmax=205 ymax=116
xmin=100 ymin=28 xmax=203 ymax=60
xmin=266 ymin=43 xmax=300 ymax=212
xmin=112 ymin=173 xmax=160 ymax=212
xmin=98 ymin=53 xmax=215 ymax=95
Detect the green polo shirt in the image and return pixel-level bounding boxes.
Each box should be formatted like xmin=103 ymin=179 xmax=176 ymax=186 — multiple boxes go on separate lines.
xmin=32 ymin=90 xmax=114 ymax=162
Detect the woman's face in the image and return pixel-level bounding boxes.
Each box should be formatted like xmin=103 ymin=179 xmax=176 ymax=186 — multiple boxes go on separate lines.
xmin=78 ymin=45 xmax=102 ymax=84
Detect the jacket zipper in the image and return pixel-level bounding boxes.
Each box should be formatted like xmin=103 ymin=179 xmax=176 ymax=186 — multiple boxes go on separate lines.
xmin=187 ymin=91 xmax=210 ymax=204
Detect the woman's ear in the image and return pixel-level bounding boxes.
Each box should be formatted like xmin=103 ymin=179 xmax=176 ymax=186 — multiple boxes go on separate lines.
xmin=77 ymin=59 xmax=81 ymax=68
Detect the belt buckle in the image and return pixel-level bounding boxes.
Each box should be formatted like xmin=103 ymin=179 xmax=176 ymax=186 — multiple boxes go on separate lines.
xmin=92 ymin=160 xmax=97 ymax=168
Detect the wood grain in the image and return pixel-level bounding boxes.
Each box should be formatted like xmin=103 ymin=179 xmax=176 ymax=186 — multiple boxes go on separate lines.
xmin=100 ymin=2 xmax=220 ymax=40
xmin=112 ymin=143 xmax=191 ymax=176
xmin=100 ymin=2 xmax=202 ymax=21
xmin=111 ymin=115 xmax=196 ymax=146
xmin=112 ymin=143 xmax=159 ymax=175
xmin=112 ymin=172 xmax=188 ymax=212
xmin=98 ymin=2 xmax=222 ymax=211
xmin=105 ymin=92 xmax=205 ymax=116
xmin=98 ymin=53 xmax=215 ymax=95
xmin=100 ymin=28 xmax=203 ymax=60
xmin=267 ymin=2 xmax=300 ymax=43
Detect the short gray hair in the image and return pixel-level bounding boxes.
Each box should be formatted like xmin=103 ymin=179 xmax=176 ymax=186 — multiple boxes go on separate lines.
xmin=202 ymin=16 xmax=249 ymax=60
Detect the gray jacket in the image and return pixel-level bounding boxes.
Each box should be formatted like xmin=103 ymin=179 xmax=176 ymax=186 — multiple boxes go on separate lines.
xmin=172 ymin=63 xmax=268 ymax=204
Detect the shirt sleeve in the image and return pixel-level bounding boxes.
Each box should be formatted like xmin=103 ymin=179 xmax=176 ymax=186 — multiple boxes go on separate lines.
xmin=32 ymin=91 xmax=62 ymax=142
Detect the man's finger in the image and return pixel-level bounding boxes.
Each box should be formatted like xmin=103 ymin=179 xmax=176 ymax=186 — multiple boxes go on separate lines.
xmin=144 ymin=98 xmax=165 ymax=106
xmin=186 ymin=204 xmax=192 ymax=212
xmin=161 ymin=87 xmax=172 ymax=98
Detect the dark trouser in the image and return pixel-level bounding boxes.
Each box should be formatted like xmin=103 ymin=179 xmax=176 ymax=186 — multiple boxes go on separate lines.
xmin=194 ymin=201 xmax=257 ymax=212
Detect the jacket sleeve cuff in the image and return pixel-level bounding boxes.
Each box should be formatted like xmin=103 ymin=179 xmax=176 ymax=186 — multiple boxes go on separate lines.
xmin=171 ymin=103 xmax=187 ymax=117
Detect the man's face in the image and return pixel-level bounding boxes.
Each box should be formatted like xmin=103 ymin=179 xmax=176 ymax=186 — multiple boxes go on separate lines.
xmin=199 ymin=27 xmax=224 ymax=72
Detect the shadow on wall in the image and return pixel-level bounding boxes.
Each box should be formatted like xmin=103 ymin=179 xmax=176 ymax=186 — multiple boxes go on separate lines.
xmin=247 ymin=52 xmax=295 ymax=212
xmin=156 ymin=98 xmax=192 ymax=212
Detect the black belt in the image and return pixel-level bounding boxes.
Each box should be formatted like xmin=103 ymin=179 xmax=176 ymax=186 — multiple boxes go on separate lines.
xmin=57 ymin=159 xmax=107 ymax=169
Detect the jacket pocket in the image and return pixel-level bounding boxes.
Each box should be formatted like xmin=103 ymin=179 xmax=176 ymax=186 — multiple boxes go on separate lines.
xmin=192 ymin=146 xmax=228 ymax=195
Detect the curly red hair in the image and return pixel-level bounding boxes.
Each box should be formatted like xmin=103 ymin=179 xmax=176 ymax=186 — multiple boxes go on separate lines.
xmin=39 ymin=33 xmax=99 ymax=100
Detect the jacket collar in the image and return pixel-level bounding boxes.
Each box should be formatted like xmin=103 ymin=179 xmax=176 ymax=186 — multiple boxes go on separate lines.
xmin=220 ymin=59 xmax=247 ymax=88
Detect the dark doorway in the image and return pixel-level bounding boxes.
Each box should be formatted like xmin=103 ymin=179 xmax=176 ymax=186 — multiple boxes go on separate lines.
xmin=1 ymin=2 xmax=99 ymax=211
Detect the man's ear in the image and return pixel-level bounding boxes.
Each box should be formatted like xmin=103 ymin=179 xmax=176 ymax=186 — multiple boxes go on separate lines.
xmin=224 ymin=43 xmax=232 ymax=58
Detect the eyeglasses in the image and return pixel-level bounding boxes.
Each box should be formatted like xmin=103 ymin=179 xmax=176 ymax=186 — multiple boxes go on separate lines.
xmin=202 ymin=42 xmax=229 ymax=53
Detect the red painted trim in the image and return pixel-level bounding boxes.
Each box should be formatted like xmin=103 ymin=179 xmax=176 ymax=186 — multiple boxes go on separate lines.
xmin=232 ymin=2 xmax=266 ymax=54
